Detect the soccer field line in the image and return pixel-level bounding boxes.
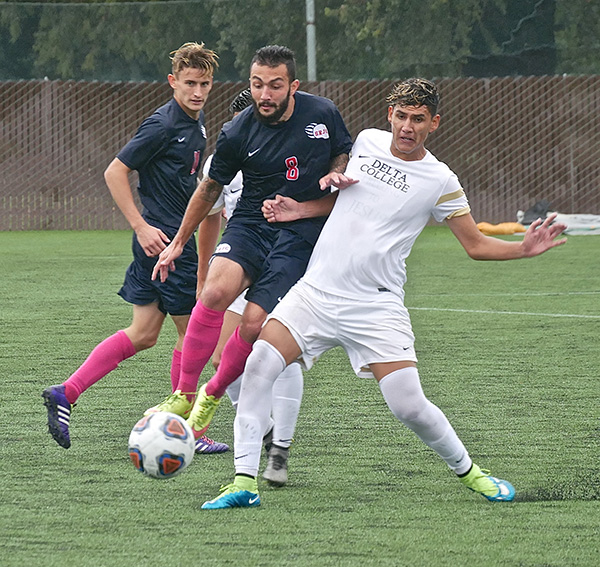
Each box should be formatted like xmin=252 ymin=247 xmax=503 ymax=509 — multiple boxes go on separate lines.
xmin=409 ymin=290 xmax=600 ymax=297
xmin=407 ymin=306 xmax=600 ymax=319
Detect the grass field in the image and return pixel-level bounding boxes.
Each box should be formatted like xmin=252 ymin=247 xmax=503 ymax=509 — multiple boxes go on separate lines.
xmin=1 ymin=228 xmax=598 ymax=567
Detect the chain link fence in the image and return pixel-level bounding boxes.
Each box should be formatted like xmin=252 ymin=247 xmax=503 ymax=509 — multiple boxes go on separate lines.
xmin=1 ymin=76 xmax=599 ymax=230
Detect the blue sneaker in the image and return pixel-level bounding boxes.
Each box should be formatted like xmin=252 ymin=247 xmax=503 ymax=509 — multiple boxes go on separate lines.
xmin=195 ymin=435 xmax=230 ymax=454
xmin=459 ymin=464 xmax=515 ymax=502
xmin=202 ymin=477 xmax=260 ymax=510
xmin=42 ymin=384 xmax=73 ymax=449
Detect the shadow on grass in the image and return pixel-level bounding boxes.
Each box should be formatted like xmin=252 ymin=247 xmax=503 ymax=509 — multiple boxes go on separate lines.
xmin=516 ymin=472 xmax=600 ymax=502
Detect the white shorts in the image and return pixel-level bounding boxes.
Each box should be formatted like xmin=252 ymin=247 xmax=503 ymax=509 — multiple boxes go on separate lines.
xmin=227 ymin=291 xmax=247 ymax=316
xmin=267 ymin=281 xmax=416 ymax=378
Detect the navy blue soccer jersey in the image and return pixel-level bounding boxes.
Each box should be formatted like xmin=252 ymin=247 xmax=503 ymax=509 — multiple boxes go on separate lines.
xmin=208 ymin=91 xmax=353 ymax=243
xmin=117 ymin=98 xmax=207 ymax=230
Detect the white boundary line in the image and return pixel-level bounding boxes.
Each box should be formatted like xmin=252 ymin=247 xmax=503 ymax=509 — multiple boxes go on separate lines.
xmin=409 ymin=291 xmax=600 ymax=297
xmin=407 ymin=306 xmax=600 ymax=319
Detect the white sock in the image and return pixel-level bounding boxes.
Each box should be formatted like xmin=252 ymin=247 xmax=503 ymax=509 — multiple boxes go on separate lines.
xmin=271 ymin=362 xmax=303 ymax=449
xmin=379 ymin=367 xmax=472 ymax=474
xmin=234 ymin=340 xmax=286 ymax=477
xmin=225 ymin=374 xmax=242 ymax=411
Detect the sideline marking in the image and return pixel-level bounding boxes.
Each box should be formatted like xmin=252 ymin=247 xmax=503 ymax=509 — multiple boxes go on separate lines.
xmin=407 ymin=307 xmax=600 ymax=319
xmin=409 ymin=291 xmax=600 ymax=297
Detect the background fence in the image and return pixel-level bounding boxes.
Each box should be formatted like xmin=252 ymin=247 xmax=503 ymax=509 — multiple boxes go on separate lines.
xmin=1 ymin=75 xmax=599 ymax=230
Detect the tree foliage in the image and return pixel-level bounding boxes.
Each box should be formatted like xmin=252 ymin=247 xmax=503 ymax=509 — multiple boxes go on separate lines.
xmin=555 ymin=0 xmax=600 ymax=74
xmin=211 ymin=0 xmax=307 ymax=79
xmin=319 ymin=0 xmax=492 ymax=79
xmin=0 ymin=0 xmax=598 ymax=81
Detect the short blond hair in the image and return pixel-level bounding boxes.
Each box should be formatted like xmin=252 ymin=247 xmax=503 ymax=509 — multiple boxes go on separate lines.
xmin=170 ymin=42 xmax=219 ymax=76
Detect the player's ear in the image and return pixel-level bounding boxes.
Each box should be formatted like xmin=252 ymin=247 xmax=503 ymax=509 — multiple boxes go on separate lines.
xmin=429 ymin=113 xmax=441 ymax=133
xmin=290 ymin=79 xmax=300 ymax=96
xmin=387 ymin=105 xmax=394 ymax=124
xmin=167 ymin=73 xmax=177 ymax=90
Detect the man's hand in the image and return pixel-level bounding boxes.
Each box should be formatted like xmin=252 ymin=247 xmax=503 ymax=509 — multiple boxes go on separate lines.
xmin=521 ymin=213 xmax=567 ymax=257
xmin=151 ymin=240 xmax=184 ymax=282
xmin=135 ymin=222 xmax=171 ymax=257
xmin=262 ymin=194 xmax=301 ymax=223
xmin=319 ymin=172 xmax=359 ymax=191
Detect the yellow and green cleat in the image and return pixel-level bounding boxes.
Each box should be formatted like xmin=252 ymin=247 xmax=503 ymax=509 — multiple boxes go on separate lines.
xmin=144 ymin=390 xmax=195 ymax=418
xmin=186 ymin=384 xmax=221 ymax=438
xmin=459 ymin=463 xmax=515 ymax=502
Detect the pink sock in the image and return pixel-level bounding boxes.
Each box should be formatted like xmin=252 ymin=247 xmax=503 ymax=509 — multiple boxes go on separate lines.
xmin=177 ymin=300 xmax=225 ymax=393
xmin=170 ymin=349 xmax=182 ymax=392
xmin=205 ymin=326 xmax=254 ymax=399
xmin=63 ymin=330 xmax=136 ymax=404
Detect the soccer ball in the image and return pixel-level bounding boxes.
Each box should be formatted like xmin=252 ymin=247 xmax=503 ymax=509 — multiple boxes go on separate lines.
xmin=128 ymin=412 xmax=195 ymax=479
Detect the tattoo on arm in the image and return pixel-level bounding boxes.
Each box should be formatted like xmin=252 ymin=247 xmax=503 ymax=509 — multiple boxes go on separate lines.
xmin=198 ymin=178 xmax=223 ymax=205
xmin=329 ymin=153 xmax=349 ymax=174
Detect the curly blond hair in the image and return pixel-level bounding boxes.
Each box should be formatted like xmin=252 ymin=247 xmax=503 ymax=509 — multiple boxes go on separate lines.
xmin=386 ymin=78 xmax=439 ymax=116
xmin=170 ymin=42 xmax=219 ymax=76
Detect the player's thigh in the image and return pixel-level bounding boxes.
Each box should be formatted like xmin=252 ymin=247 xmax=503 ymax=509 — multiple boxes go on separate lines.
xmin=200 ymin=256 xmax=251 ymax=310
xmin=265 ymin=281 xmax=339 ymax=369
xmin=259 ymin=319 xmax=303 ymax=365
xmin=246 ymin=231 xmax=314 ymax=313
xmin=369 ymin=361 xmax=417 ymax=382
xmin=338 ymin=297 xmax=417 ymax=379
xmin=212 ymin=218 xmax=273 ymax=284
xmin=125 ymin=303 xmax=167 ymax=351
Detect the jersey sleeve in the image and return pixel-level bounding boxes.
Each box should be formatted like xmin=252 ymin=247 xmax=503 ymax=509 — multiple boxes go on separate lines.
xmin=116 ymin=115 xmax=168 ymax=171
xmin=431 ymin=173 xmax=471 ymax=222
xmin=327 ymin=104 xmax=354 ymax=158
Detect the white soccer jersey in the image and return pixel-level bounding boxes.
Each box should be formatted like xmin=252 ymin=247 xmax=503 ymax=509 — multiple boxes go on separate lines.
xmin=203 ymin=154 xmax=243 ymax=219
xmin=302 ymin=128 xmax=470 ymax=300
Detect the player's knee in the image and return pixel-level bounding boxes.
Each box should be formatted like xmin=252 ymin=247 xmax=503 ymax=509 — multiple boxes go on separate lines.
xmin=239 ymin=317 xmax=265 ymax=343
xmin=124 ymin=326 xmax=160 ymax=351
xmin=199 ymin=285 xmax=235 ymax=311
xmin=389 ymin=396 xmax=429 ymax=425
xmin=130 ymin=334 xmax=158 ymax=352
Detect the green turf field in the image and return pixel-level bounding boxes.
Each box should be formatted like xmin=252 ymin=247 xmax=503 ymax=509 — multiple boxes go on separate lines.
xmin=1 ymin=228 xmax=598 ymax=567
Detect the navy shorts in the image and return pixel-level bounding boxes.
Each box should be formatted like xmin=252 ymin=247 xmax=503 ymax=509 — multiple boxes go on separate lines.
xmin=118 ymin=230 xmax=197 ymax=316
xmin=213 ymin=219 xmax=314 ymax=314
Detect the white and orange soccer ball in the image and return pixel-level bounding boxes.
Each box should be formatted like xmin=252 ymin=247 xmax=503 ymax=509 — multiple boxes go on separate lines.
xmin=128 ymin=412 xmax=195 ymax=479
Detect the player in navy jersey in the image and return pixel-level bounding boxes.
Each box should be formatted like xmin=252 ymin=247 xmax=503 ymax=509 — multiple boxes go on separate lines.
xmin=195 ymin=88 xmax=304 ymax=479
xmin=148 ymin=45 xmax=353 ymax=443
xmin=42 ymin=42 xmax=227 ymax=454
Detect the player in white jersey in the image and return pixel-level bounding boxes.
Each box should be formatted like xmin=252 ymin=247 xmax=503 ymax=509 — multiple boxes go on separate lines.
xmin=194 ymin=89 xmax=303 ymax=483
xmin=201 ymin=78 xmax=567 ymax=509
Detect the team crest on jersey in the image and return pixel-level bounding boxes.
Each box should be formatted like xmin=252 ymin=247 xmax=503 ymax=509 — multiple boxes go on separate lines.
xmin=305 ymin=123 xmax=329 ymax=139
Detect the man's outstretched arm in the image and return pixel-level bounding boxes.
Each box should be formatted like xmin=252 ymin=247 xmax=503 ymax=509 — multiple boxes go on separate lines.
xmin=447 ymin=212 xmax=567 ymax=260
xmin=152 ymin=176 xmax=223 ymax=282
